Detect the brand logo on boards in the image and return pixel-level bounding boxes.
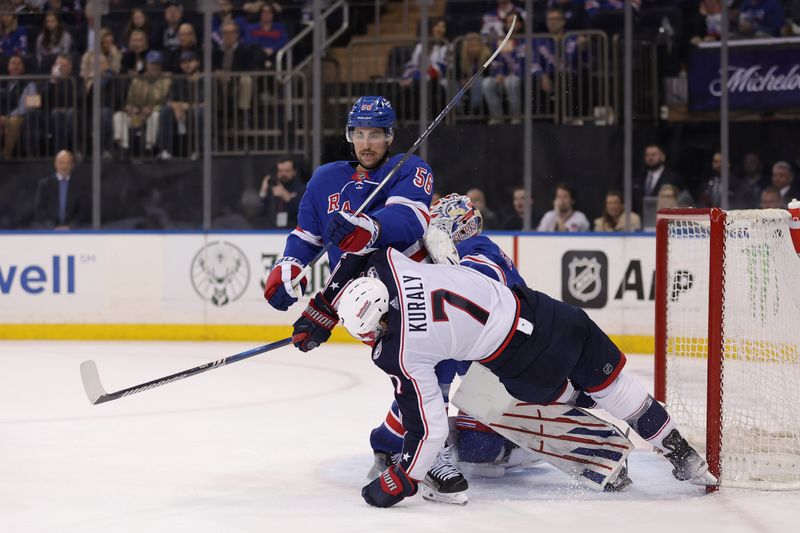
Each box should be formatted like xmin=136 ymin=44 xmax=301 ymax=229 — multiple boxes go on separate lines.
xmin=191 ymin=242 xmax=250 ymax=306
xmin=0 ymin=255 xmax=77 ymax=295
xmin=561 ymin=251 xmax=608 ymax=309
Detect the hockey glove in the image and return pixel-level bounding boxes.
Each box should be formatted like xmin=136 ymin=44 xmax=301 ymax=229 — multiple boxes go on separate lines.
xmin=361 ymin=464 xmax=418 ymax=508
xmin=264 ymin=257 xmax=308 ymax=311
xmin=291 ymin=292 xmax=338 ymax=352
xmin=326 ymin=211 xmax=380 ymax=253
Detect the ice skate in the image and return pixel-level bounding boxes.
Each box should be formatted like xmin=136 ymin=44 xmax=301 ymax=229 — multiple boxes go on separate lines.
xmin=420 ymin=445 xmax=469 ymax=505
xmin=662 ymin=429 xmax=718 ymax=486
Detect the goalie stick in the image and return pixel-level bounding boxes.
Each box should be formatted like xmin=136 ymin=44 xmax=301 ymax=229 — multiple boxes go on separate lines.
xmin=80 ymin=337 xmax=293 ymax=405
xmin=289 ymin=16 xmax=519 ymax=292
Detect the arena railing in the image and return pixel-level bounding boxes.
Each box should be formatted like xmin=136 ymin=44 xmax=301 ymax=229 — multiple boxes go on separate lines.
xmin=0 ymin=74 xmax=78 ymax=161
xmin=611 ymin=35 xmax=659 ymax=123
xmin=559 ymin=30 xmax=611 ymax=125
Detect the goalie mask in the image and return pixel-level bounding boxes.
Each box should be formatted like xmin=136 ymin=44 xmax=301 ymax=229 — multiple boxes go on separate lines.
xmin=430 ymin=193 xmax=483 ymax=244
xmin=337 ymin=277 xmax=390 ymax=342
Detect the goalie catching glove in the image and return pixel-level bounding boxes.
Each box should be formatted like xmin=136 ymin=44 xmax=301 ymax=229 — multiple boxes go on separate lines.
xmin=362 ymin=464 xmax=417 ymax=508
xmin=326 ymin=211 xmax=380 ymax=253
xmin=291 ymin=293 xmax=338 ymax=352
xmin=264 ymin=257 xmax=308 ymax=311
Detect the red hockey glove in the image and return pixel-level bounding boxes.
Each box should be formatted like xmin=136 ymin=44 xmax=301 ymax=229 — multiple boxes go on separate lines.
xmin=361 ymin=464 xmax=418 ymax=508
xmin=291 ymin=293 xmax=338 ymax=352
xmin=264 ymin=257 xmax=308 ymax=311
xmin=326 ymin=211 xmax=380 ymax=253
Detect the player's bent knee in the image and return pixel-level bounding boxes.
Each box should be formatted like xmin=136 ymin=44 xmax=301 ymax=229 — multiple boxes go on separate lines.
xmin=587 ymin=372 xmax=649 ymax=421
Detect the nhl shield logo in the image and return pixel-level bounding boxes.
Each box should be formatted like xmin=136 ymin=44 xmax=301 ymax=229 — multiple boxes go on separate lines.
xmin=561 ymin=251 xmax=608 ymax=309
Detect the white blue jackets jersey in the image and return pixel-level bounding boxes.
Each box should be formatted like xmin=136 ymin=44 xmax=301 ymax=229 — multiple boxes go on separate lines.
xmin=457 ymin=235 xmax=526 ymax=289
xmin=324 ymin=249 xmax=520 ymax=480
xmin=284 ymin=154 xmax=433 ymax=268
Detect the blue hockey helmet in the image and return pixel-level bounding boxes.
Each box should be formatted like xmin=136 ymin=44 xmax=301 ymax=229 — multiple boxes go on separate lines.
xmin=430 ymin=194 xmax=483 ymax=244
xmin=346 ymin=96 xmax=396 ymax=142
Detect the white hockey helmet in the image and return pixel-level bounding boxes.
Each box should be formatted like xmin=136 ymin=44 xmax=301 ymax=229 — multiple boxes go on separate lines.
xmin=338 ymin=277 xmax=390 ymax=342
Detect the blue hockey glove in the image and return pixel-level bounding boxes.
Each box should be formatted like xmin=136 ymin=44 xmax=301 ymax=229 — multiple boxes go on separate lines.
xmin=326 ymin=211 xmax=380 ymax=253
xmin=361 ymin=464 xmax=417 ymax=508
xmin=264 ymin=257 xmax=307 ymax=311
xmin=291 ymin=293 xmax=338 ymax=352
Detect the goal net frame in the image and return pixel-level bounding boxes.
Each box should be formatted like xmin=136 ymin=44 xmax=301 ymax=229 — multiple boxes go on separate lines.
xmin=654 ymin=207 xmax=800 ymax=492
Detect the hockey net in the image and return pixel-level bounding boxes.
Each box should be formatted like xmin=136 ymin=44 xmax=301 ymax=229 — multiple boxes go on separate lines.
xmin=655 ymin=208 xmax=800 ymax=490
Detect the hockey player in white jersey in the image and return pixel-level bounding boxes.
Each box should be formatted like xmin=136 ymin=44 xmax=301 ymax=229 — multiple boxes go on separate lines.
xmin=290 ymin=248 xmax=716 ymax=507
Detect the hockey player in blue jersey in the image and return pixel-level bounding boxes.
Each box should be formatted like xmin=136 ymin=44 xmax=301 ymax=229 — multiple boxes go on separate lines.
xmin=263 ymin=96 xmax=433 ymax=312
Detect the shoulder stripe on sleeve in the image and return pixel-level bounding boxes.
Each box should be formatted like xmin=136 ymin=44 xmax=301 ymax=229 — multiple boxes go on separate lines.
xmin=291 ymin=226 xmax=323 ymax=247
xmin=387 ymin=250 xmax=430 ymax=476
xmin=385 ymin=195 xmax=431 ymax=229
xmin=462 ymin=254 xmax=506 ymax=285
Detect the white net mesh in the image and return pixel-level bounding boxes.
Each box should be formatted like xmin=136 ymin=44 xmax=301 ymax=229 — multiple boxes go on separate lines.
xmin=664 ymin=209 xmax=800 ymax=490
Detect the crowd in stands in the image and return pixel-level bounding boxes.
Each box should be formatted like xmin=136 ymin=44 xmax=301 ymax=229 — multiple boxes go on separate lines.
xmin=0 ymin=0 xmax=295 ymax=160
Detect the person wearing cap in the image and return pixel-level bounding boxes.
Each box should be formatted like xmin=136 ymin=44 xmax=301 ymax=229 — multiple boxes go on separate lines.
xmin=158 ymin=49 xmax=204 ymax=160
xmin=158 ymin=0 xmax=185 ymax=51
xmin=113 ymin=50 xmax=172 ymax=156
xmin=165 ymin=22 xmax=200 ymax=74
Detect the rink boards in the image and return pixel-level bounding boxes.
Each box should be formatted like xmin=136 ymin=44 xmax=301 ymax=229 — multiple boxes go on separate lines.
xmin=0 ymin=231 xmax=656 ymax=353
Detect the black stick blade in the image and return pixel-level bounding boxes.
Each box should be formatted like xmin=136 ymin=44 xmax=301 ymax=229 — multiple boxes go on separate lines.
xmin=80 ymin=360 xmax=109 ymax=405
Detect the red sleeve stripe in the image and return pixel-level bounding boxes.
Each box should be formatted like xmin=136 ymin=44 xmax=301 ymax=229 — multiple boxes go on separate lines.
xmin=291 ymin=226 xmax=322 ymax=247
xmin=461 ymin=254 xmax=506 ymax=285
xmin=384 ymin=409 xmax=406 ymax=437
xmin=478 ymin=294 xmax=521 ymax=364
xmin=385 ymin=195 xmax=431 ymax=230
xmin=584 ymin=352 xmax=627 ymax=393
xmin=387 ymin=250 xmax=430 ymax=475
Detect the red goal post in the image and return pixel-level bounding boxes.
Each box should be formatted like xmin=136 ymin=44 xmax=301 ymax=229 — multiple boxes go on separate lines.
xmin=654 ymin=208 xmax=800 ymax=491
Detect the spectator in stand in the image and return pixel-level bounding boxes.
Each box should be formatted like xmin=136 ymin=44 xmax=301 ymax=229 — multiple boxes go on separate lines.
xmin=455 ymin=33 xmax=490 ymax=116
xmin=481 ymin=0 xmax=526 ymax=38
xmin=549 ymin=0 xmax=585 ymax=29
xmin=33 ymin=149 xmax=90 ymax=229
xmin=44 ymin=54 xmax=76 ymax=152
xmin=593 ymin=190 xmax=641 ymax=231
xmin=121 ymin=28 xmax=150 ymax=75
xmin=771 ymin=161 xmax=800 ymax=205
xmin=657 ymin=184 xmax=680 ymax=210
xmin=689 ymin=0 xmax=723 ymax=45
xmin=482 ymin=11 xmax=524 ymax=124
xmin=81 ymin=27 xmax=121 ymax=77
xmin=124 ymin=8 xmax=154 ymax=50
xmin=0 ymin=54 xmax=38 ymax=159
xmin=213 ymin=20 xmax=251 ymax=71
xmin=245 ymin=2 xmax=289 ymax=70
xmin=43 ymin=0 xmax=77 ymax=26
xmin=36 ymin=11 xmax=74 ymax=63
xmin=80 ymin=50 xmax=114 ymax=158
xmin=400 ymin=17 xmax=449 ymax=115
xmin=213 ymin=0 xmax=246 ymax=47
xmin=165 ymin=22 xmax=199 ymax=73
xmin=466 ymin=187 xmax=500 ymax=229
xmin=158 ymin=50 xmax=203 ymax=160
xmin=633 ymin=144 xmax=684 ymax=215
xmin=584 ymin=0 xmax=640 ymax=24
xmin=737 ymin=0 xmax=785 ymax=38
xmin=503 ymin=185 xmax=537 ymax=229
xmin=0 ymin=12 xmax=28 ymax=56
xmin=113 ymin=50 xmax=172 ymax=156
xmin=156 ymin=0 xmax=184 ymax=52
xmin=537 ymin=183 xmax=589 ymax=232
xmin=258 ymin=156 xmax=306 ymax=228
xmin=74 ymin=3 xmax=96 ymax=53
xmin=760 ymin=186 xmax=785 ymax=208
xmin=740 ymin=151 xmax=769 ymax=190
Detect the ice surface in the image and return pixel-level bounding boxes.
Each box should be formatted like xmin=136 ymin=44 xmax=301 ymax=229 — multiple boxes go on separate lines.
xmin=1 ymin=341 xmax=797 ymax=533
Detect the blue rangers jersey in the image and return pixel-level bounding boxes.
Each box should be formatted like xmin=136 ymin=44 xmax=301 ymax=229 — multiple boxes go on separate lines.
xmin=456 ymin=235 xmax=526 ymax=289
xmin=284 ymin=154 xmax=434 ymax=268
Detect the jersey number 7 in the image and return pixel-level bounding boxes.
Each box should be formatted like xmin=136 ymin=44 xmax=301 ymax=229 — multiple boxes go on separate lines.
xmin=431 ymin=289 xmax=489 ymax=325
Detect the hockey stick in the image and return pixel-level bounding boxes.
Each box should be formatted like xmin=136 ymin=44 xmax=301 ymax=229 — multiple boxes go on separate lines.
xmin=80 ymin=337 xmax=293 ymax=405
xmin=290 ymin=16 xmax=518 ymax=289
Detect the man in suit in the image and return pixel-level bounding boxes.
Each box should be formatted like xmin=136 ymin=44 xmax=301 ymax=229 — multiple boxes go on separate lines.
xmin=33 ymin=150 xmax=90 ymax=229
xmin=634 ymin=144 xmax=684 ymax=215
xmin=258 ymin=156 xmax=306 ymax=228
xmin=771 ymin=161 xmax=800 ymax=207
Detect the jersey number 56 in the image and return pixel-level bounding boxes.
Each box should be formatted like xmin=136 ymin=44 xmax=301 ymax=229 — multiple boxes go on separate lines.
xmin=413 ymin=167 xmax=434 ymax=195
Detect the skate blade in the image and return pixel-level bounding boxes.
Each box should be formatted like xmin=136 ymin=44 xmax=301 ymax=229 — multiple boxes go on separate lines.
xmin=690 ymin=470 xmax=719 ymax=487
xmin=420 ymin=485 xmax=469 ymax=505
